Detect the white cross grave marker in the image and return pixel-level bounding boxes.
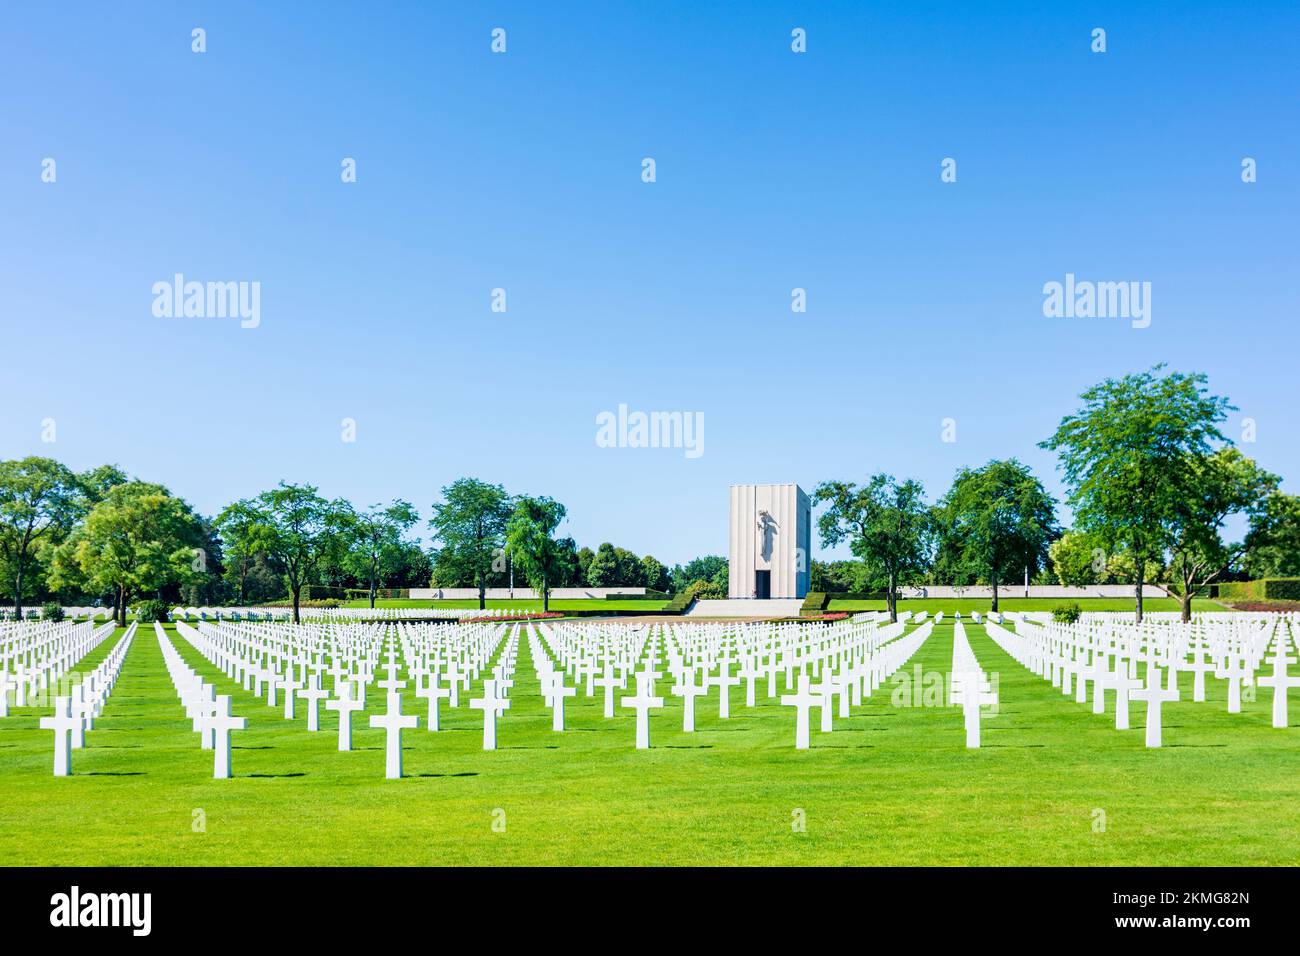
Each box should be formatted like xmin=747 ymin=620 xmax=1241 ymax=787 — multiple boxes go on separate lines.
xmin=369 ymin=691 xmax=419 ymax=779
xmin=39 ymin=696 xmax=79 ymax=776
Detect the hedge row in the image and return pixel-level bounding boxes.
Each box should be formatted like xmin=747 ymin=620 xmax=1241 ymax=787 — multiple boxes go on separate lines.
xmin=1217 ymin=578 xmax=1300 ymax=602
xmin=800 ymin=592 xmax=829 ymax=615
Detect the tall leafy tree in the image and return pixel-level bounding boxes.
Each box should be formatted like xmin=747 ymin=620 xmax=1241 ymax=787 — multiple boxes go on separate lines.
xmin=77 ymin=464 xmax=130 ymax=506
xmin=814 ymin=476 xmax=933 ymax=622
xmin=936 ymin=459 xmax=1058 ymax=611
xmin=1049 ymin=530 xmax=1110 ymax=586
xmin=342 ymin=500 xmax=420 ymax=608
xmin=0 ymin=457 xmax=82 ymax=618
xmin=49 ymin=482 xmax=206 ymax=625
xmin=1040 ymin=366 xmax=1233 ymax=621
xmin=810 ymin=559 xmax=871 ymax=594
xmin=248 ymin=483 xmax=350 ymax=623
xmin=671 ymin=555 xmax=728 ymax=594
xmin=505 ymin=496 xmax=568 ymax=612
xmin=428 ymin=478 xmax=513 ymax=610
xmin=214 ymin=498 xmax=265 ymax=605
xmin=586 ymin=542 xmax=644 ymax=587
xmin=1166 ymin=448 xmax=1278 ymax=621
xmin=1245 ymin=491 xmax=1300 ymax=578
xmin=640 ymin=554 xmax=670 ymax=592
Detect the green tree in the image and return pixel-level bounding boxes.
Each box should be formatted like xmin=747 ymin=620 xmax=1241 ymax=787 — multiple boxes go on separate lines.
xmin=0 ymin=457 xmax=82 ymax=618
xmin=1166 ymin=448 xmax=1279 ymax=621
xmin=936 ymin=459 xmax=1058 ymax=611
xmin=1049 ymin=530 xmax=1110 ymax=586
xmin=810 ymin=559 xmax=871 ymax=593
xmin=576 ymin=546 xmax=595 ymax=585
xmin=214 ymin=499 xmax=265 ymax=605
xmin=814 ymin=476 xmax=933 ymax=622
xmin=247 ymin=483 xmax=350 ymax=623
xmin=343 ymin=500 xmax=420 ymax=608
xmin=49 ymin=482 xmax=206 ymax=625
xmin=640 ymin=554 xmax=670 ymax=592
xmin=1245 ymin=491 xmax=1300 ymax=578
xmin=76 ymin=464 xmax=130 ymax=506
xmin=428 ymin=479 xmax=513 ymax=610
xmin=586 ymin=542 xmax=619 ymax=587
xmin=1040 ymin=366 xmax=1233 ymax=622
xmin=505 ymin=496 xmax=568 ymax=612
xmin=671 ymin=555 xmax=728 ymax=594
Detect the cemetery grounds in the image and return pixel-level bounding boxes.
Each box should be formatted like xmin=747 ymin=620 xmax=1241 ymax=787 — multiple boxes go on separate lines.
xmin=1 ymin=600 xmax=1297 ymax=867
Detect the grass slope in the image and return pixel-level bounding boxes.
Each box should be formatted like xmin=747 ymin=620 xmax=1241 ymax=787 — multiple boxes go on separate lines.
xmin=0 ymin=620 xmax=1296 ymax=866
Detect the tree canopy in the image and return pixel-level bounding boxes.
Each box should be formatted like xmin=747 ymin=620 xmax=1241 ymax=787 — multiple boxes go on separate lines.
xmin=1040 ymin=366 xmax=1233 ymax=621
xmin=814 ymin=476 xmax=933 ymax=622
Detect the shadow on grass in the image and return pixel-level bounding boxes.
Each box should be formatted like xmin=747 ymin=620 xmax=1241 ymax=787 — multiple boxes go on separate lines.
xmin=414 ymin=771 xmax=480 ymax=778
xmin=81 ymin=771 xmax=146 ymax=776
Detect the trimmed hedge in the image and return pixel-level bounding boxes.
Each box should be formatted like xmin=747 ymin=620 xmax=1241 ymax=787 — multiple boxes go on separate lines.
xmin=800 ymin=592 xmax=829 ymax=616
xmin=1218 ymin=579 xmax=1300 ymax=602
xmin=1265 ymin=578 xmax=1300 ymax=601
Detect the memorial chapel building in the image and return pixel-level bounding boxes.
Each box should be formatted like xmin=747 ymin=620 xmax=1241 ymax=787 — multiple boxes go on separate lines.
xmin=727 ymin=484 xmax=812 ymax=600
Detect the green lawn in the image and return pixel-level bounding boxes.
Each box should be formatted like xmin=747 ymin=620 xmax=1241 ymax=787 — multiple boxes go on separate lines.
xmin=827 ymin=597 xmax=1222 ymax=613
xmin=341 ymin=598 xmax=670 ymax=612
xmin=343 ymin=596 xmax=1215 ymax=617
xmin=1 ymin=619 xmax=1297 ymax=866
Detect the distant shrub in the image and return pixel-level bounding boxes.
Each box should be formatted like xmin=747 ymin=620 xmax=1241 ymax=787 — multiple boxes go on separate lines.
xmin=1264 ymin=578 xmax=1300 ymax=601
xmin=41 ymin=602 xmax=65 ymax=622
xmin=1052 ymin=602 xmax=1082 ymax=624
xmin=137 ymin=599 xmax=170 ymax=623
xmin=685 ymin=579 xmax=726 ymax=601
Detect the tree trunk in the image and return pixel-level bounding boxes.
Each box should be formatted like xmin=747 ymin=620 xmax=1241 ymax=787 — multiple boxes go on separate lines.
xmin=1134 ymin=558 xmax=1145 ymax=624
xmin=1179 ymin=565 xmax=1194 ymax=624
xmin=14 ymin=561 xmax=24 ymax=621
xmin=118 ymin=585 xmax=127 ymax=627
xmin=991 ymin=569 xmax=1000 ymax=613
xmin=478 ymin=576 xmax=486 ymax=611
xmin=542 ymin=571 xmax=549 ymax=613
xmin=292 ymin=585 xmax=301 ymax=624
xmin=369 ymin=571 xmax=377 ymax=609
xmin=887 ymin=570 xmax=898 ymax=623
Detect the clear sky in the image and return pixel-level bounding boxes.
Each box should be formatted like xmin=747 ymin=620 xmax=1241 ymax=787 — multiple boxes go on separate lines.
xmin=1 ymin=1 xmax=1296 ymax=564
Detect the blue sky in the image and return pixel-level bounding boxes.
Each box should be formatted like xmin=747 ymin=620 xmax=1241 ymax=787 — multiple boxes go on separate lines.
xmin=1 ymin=1 xmax=1296 ymax=564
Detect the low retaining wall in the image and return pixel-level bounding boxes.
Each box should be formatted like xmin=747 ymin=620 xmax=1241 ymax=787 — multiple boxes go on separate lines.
xmin=408 ymin=587 xmax=651 ymax=601
xmin=896 ymin=585 xmax=1168 ymax=599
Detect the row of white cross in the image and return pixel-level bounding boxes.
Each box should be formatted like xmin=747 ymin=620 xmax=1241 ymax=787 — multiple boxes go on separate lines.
xmin=157 ymin=623 xmax=249 ymax=778
xmin=984 ymin=615 xmax=1300 ymax=745
xmin=37 ymin=624 xmax=138 ymax=776
xmin=949 ymin=621 xmax=999 ymax=748
xmin=0 ymin=619 xmax=118 ymax=714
